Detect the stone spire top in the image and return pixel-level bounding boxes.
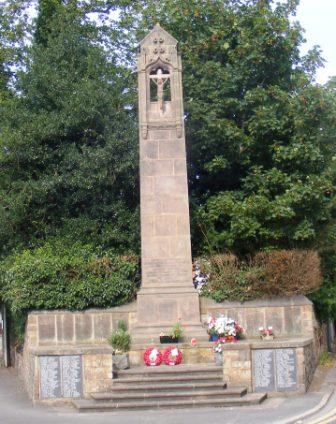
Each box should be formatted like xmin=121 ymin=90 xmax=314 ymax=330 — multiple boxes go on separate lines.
xmin=139 ymin=23 xmax=178 ymax=47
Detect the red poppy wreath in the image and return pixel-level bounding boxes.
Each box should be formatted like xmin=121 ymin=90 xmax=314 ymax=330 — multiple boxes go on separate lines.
xmin=163 ymin=346 xmax=183 ymax=366
xmin=143 ymin=347 xmax=162 ymax=366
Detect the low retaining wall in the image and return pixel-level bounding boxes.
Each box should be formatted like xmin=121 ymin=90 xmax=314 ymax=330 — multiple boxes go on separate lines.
xmin=17 ymin=295 xmax=320 ymax=402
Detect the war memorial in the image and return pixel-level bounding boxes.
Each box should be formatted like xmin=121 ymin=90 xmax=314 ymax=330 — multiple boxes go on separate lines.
xmin=16 ymin=25 xmax=318 ymax=410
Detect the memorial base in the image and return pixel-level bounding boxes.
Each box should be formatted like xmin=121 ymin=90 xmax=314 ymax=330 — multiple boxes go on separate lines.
xmin=133 ymin=287 xmax=208 ymax=344
xmin=15 ymin=296 xmax=321 ymax=403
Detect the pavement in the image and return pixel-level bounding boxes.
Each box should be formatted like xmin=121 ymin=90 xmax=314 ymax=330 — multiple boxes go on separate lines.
xmin=1 ymin=363 xmax=336 ymax=424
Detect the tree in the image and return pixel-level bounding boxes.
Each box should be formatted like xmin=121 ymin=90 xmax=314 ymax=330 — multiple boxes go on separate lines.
xmin=117 ymin=0 xmax=335 ymax=256
xmin=0 ymin=0 xmax=139 ymax=255
xmin=0 ymin=1 xmax=140 ymax=336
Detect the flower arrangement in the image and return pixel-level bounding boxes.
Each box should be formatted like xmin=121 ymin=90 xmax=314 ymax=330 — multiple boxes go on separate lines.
xmin=160 ymin=320 xmax=184 ymax=343
xmin=163 ymin=347 xmax=183 ymax=366
xmin=213 ymin=338 xmax=226 ymax=353
xmin=143 ymin=347 xmax=163 ymax=366
xmin=206 ymin=314 xmax=217 ymax=337
xmin=206 ymin=314 xmax=246 ymax=341
xmin=259 ymin=326 xmax=274 ymax=339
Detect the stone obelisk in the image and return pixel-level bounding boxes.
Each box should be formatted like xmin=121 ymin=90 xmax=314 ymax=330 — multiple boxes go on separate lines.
xmin=135 ymin=24 xmax=206 ymax=343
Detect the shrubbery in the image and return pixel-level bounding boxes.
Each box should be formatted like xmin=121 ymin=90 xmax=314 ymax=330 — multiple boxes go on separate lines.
xmin=0 ymin=240 xmax=140 ymax=322
xmin=201 ymin=250 xmax=321 ymax=303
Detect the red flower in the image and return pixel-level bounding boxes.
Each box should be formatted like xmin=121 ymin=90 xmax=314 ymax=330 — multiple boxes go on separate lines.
xmin=162 ymin=346 xmax=183 ymax=366
xmin=143 ymin=347 xmax=163 ymax=366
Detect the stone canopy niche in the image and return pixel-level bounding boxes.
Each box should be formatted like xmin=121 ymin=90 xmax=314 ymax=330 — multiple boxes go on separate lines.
xmin=135 ymin=24 xmax=206 ymax=343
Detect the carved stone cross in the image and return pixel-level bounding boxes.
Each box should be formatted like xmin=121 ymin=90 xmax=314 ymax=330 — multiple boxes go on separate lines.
xmin=149 ymin=68 xmax=170 ymax=111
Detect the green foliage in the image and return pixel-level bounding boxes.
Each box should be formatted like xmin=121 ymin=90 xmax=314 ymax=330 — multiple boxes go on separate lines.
xmin=170 ymin=321 xmax=183 ymax=338
xmin=319 ymin=351 xmax=334 ymax=366
xmin=201 ymin=250 xmax=321 ymax=302
xmin=119 ymin=0 xmax=335 ymax=257
xmin=0 ymin=240 xmax=140 ymax=315
xmin=108 ymin=328 xmax=131 ymax=353
xmin=0 ymin=1 xmax=139 ymax=256
xmin=117 ymin=320 xmax=128 ymax=332
xmin=202 ymin=255 xmax=264 ymax=302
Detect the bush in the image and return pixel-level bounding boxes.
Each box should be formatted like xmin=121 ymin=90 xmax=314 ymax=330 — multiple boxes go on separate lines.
xmin=201 ymin=250 xmax=321 ymax=302
xmin=255 ymin=250 xmax=321 ymax=296
xmin=108 ymin=326 xmax=131 ymax=353
xmin=201 ymin=254 xmax=265 ymax=302
xmin=0 ymin=240 xmax=140 ymax=338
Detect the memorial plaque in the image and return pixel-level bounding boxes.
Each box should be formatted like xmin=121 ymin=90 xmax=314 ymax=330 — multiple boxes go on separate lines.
xmin=252 ymin=349 xmax=275 ymax=392
xmin=39 ymin=356 xmax=61 ymax=399
xmin=275 ymin=348 xmax=297 ymax=391
xmin=60 ymin=355 xmax=83 ymax=398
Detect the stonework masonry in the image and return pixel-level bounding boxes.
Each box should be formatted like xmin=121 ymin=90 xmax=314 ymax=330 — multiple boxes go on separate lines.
xmin=135 ymin=24 xmax=205 ymax=342
xmin=16 ymin=296 xmax=320 ymax=402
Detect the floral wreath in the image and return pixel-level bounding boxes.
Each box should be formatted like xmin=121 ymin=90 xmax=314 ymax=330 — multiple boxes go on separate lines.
xmin=163 ymin=346 xmax=183 ymax=366
xmin=143 ymin=347 xmax=162 ymax=366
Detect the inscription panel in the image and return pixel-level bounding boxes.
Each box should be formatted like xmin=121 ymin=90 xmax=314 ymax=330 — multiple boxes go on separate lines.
xmin=252 ymin=348 xmax=298 ymax=392
xmin=61 ymin=355 xmax=83 ymax=398
xmin=252 ymin=349 xmax=275 ymax=392
xmin=39 ymin=356 xmax=61 ymax=399
xmin=275 ymin=348 xmax=297 ymax=391
xmin=39 ymin=355 xmax=83 ymax=399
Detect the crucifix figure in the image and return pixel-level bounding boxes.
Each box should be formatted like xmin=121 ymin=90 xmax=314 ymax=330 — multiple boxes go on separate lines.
xmin=150 ymin=68 xmax=170 ymax=111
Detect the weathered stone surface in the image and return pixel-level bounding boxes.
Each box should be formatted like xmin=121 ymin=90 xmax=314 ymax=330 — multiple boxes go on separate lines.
xmin=75 ymin=314 xmax=93 ymax=342
xmin=93 ymin=314 xmax=112 ymax=340
xmin=56 ymin=314 xmax=74 ymax=342
xmin=38 ymin=315 xmax=56 ymax=341
xmin=112 ymin=354 xmax=130 ymax=370
xmin=136 ymin=26 xmax=206 ymax=343
xmin=83 ymin=354 xmax=113 ymax=395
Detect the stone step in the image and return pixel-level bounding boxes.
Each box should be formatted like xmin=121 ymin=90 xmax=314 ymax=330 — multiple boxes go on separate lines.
xmin=116 ymin=365 xmax=222 ymax=378
xmin=113 ymin=374 xmax=222 ymax=384
xmin=73 ymin=393 xmax=267 ymax=412
xmin=106 ymin=381 xmax=228 ymax=392
xmin=91 ymin=387 xmax=247 ymax=402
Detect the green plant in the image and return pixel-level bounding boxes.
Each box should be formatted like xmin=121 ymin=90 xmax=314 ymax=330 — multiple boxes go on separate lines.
xmin=108 ymin=329 xmax=131 ymax=354
xmin=200 ymin=250 xmax=321 ymax=303
xmin=170 ymin=321 xmax=183 ymax=339
xmin=0 ymin=240 xmax=140 ymax=342
xmin=117 ymin=320 xmax=127 ymax=332
xmin=319 ymin=351 xmax=334 ymax=366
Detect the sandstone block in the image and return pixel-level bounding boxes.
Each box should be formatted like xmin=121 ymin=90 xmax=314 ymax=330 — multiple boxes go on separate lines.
xmin=75 ymin=314 xmax=93 ymax=342
xmin=159 ymin=139 xmax=186 ymax=159
xmin=56 ymin=314 xmax=74 ymax=342
xmin=140 ymin=159 xmax=174 ymax=177
xmin=38 ymin=315 xmax=56 ymax=341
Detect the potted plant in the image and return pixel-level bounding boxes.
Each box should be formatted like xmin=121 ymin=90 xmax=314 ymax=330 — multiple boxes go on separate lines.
xmin=159 ymin=320 xmax=183 ymax=343
xmin=108 ymin=320 xmax=131 ymax=370
xmin=259 ymin=326 xmax=274 ymax=341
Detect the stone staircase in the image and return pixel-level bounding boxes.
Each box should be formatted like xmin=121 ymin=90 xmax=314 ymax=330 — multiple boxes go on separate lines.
xmin=73 ymin=365 xmax=267 ymax=412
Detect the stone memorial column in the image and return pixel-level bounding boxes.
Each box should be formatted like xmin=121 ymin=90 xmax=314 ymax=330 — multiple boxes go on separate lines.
xmin=135 ymin=24 xmax=206 ymax=343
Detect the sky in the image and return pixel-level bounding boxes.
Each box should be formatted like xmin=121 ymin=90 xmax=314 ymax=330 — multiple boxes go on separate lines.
xmin=296 ymin=0 xmax=336 ymax=84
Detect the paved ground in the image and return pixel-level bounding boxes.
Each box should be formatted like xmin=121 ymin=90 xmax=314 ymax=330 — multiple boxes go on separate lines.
xmin=0 ymin=366 xmax=335 ymax=424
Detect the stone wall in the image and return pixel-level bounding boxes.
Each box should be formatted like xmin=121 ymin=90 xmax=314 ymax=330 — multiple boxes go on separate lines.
xmin=222 ymin=338 xmax=315 ymax=394
xmin=200 ymin=295 xmax=316 ymax=339
xmin=17 ymin=295 xmax=320 ymax=402
xmin=26 ymin=302 xmax=137 ymax=349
